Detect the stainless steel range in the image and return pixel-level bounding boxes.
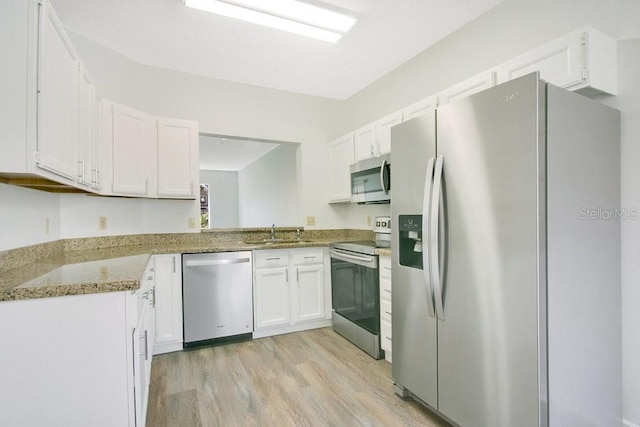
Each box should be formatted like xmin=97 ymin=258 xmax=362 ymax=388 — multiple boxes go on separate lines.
xmin=330 ymin=241 xmax=382 ymax=359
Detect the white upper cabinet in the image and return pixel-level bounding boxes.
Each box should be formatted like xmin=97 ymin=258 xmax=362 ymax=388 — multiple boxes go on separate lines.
xmin=354 ymin=123 xmax=378 ymax=162
xmin=401 ymin=95 xmax=439 ymax=122
xmin=0 ymin=0 xmax=199 ymax=198
xmin=497 ymin=26 xmax=617 ymax=96
xmin=35 ymin=0 xmax=80 ymax=182
xmin=439 ymin=71 xmax=496 ymax=106
xmin=111 ymin=103 xmax=152 ymax=196
xmin=328 ymin=132 xmax=354 ymax=203
xmin=156 ymin=118 xmax=198 ymax=198
xmin=375 ymin=111 xmax=403 ymax=155
xmin=77 ymin=63 xmax=100 ymax=190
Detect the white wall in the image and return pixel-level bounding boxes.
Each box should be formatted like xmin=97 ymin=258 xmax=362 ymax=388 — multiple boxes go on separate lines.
xmin=199 ymin=170 xmax=239 ymax=228
xmin=237 ymin=144 xmax=300 ymax=228
xmin=58 ymin=194 xmax=197 ymax=238
xmin=600 ymin=39 xmax=640 ymax=427
xmin=0 ymin=183 xmax=60 ymax=251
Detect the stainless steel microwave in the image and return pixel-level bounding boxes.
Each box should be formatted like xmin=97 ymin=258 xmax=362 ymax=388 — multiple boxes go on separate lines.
xmin=350 ymin=153 xmax=391 ymax=204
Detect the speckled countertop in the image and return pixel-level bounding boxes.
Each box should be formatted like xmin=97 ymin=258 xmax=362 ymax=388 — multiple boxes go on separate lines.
xmin=0 ymin=229 xmax=374 ymax=302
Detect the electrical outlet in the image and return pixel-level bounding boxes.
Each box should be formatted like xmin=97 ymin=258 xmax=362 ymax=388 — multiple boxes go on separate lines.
xmin=306 ymin=216 xmax=316 ymax=226
xmin=188 ymin=217 xmax=197 ymax=229
xmin=367 ymin=216 xmax=372 ymax=226
xmin=98 ymin=216 xmax=107 ymax=230
xmin=44 ymin=217 xmax=50 ymax=235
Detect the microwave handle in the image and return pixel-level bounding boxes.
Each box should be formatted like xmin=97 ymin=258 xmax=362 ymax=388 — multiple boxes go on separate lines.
xmin=380 ymin=160 xmax=390 ymax=194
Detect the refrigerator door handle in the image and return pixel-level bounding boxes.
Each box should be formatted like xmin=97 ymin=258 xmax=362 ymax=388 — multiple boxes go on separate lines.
xmin=422 ymin=157 xmax=436 ymax=318
xmin=380 ymin=159 xmax=389 ymax=194
xmin=430 ymin=155 xmax=445 ymax=320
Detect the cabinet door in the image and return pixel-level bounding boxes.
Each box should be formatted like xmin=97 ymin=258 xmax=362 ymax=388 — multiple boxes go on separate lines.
xmin=376 ymin=111 xmax=403 ymax=155
xmin=439 ymin=71 xmax=496 ymax=106
xmin=112 ymin=103 xmax=151 ymax=196
xmin=294 ymin=264 xmax=325 ymax=323
xmin=401 ymin=95 xmax=438 ymax=122
xmin=156 ymin=118 xmax=198 ymax=198
xmin=254 ymin=267 xmax=290 ymax=329
xmin=328 ymin=133 xmax=354 ymax=202
xmin=36 ymin=0 xmax=79 ymax=182
xmin=354 ymin=123 xmax=377 ymax=162
xmin=497 ymin=33 xmax=583 ymax=89
xmin=77 ymin=64 xmax=97 ymax=188
xmin=153 ymin=254 xmax=184 ymax=354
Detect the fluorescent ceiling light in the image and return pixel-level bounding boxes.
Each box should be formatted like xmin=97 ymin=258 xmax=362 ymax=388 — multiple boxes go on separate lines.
xmin=184 ymin=0 xmax=356 ymax=43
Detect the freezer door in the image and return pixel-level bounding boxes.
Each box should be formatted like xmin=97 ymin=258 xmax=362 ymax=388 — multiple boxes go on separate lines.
xmin=435 ymin=74 xmax=546 ymax=427
xmin=390 ymin=112 xmax=438 ymax=409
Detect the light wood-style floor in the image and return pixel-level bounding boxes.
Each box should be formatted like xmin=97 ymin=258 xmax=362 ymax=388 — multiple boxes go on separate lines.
xmin=146 ymin=327 xmax=450 ymax=426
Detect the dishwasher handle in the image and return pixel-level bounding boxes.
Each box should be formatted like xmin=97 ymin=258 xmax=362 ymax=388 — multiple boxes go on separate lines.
xmin=185 ymin=257 xmax=250 ymax=267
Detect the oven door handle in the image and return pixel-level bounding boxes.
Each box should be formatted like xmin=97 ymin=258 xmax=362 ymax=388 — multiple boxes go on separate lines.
xmin=330 ymin=249 xmax=376 ymax=267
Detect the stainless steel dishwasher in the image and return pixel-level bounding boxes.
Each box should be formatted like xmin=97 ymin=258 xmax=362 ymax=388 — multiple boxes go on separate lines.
xmin=182 ymin=251 xmax=253 ymax=348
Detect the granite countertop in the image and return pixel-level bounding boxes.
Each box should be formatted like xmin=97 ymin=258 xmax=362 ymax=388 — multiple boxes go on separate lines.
xmin=0 ymin=234 xmax=370 ymax=302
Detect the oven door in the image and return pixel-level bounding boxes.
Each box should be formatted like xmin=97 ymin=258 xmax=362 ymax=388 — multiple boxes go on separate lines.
xmin=330 ymin=248 xmax=380 ymax=334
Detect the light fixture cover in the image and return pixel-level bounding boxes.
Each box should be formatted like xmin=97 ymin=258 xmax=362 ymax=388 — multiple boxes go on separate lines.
xmin=184 ymin=0 xmax=356 ymax=43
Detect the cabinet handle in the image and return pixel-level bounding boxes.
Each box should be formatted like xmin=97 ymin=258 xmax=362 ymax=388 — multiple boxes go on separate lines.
xmin=384 ymin=311 xmax=392 ymax=316
xmin=384 ymin=289 xmax=391 ymax=294
xmin=266 ymin=257 xmax=281 ymax=261
xmin=303 ymin=256 xmax=316 ymax=259
xmin=144 ymin=330 xmax=149 ymax=360
xmin=384 ymin=266 xmax=391 ymax=271
xmin=145 ymin=179 xmax=148 ymax=195
xmin=385 ymin=337 xmax=392 ymax=342
xmin=296 ymin=268 xmax=299 ymax=282
xmin=173 ymin=256 xmax=176 ymax=273
xmin=286 ymin=269 xmax=289 ymax=282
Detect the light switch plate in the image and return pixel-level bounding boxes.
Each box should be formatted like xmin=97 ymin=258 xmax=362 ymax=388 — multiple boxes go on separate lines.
xmin=98 ymin=216 xmax=107 ymax=230
xmin=306 ymin=216 xmax=316 ymax=226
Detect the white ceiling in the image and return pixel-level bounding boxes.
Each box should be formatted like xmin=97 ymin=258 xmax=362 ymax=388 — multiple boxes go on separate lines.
xmin=50 ymin=0 xmax=503 ymax=100
xmin=199 ymin=135 xmax=280 ymax=171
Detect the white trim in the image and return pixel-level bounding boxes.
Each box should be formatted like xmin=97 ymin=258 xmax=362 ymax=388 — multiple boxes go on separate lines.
xmin=252 ymin=319 xmax=331 ymax=339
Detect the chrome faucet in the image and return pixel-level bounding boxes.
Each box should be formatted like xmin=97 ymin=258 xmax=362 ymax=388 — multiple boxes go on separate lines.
xmin=271 ymin=224 xmax=276 ymax=240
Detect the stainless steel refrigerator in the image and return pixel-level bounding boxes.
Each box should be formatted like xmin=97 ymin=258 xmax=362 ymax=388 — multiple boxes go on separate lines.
xmin=390 ymin=73 xmax=621 ymax=427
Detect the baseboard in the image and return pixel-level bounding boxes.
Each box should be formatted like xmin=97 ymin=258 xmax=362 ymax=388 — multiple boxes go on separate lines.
xmin=252 ymin=319 xmax=332 ymax=339
xmin=623 ymin=419 xmax=639 ymax=427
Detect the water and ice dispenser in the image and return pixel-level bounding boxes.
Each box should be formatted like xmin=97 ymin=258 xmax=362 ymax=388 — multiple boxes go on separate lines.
xmin=398 ymin=215 xmax=423 ymax=269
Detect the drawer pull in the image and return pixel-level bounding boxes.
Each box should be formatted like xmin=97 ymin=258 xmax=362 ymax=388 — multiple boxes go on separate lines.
xmin=266 ymin=257 xmax=281 ymax=261
xmin=384 ymin=266 xmax=391 ymax=270
xmin=385 ymin=337 xmax=392 ymax=342
xmin=384 ymin=289 xmax=391 ymax=294
xmin=303 ymin=256 xmax=316 ymax=259
xmin=384 ymin=311 xmax=392 ymax=316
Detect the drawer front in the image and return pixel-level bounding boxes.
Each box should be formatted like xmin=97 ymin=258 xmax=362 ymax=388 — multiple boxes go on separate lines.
xmin=380 ymin=277 xmax=392 ymax=299
xmin=254 ymin=250 xmax=289 ymax=268
xmin=379 ymin=256 xmax=391 ymax=280
xmin=381 ymin=319 xmax=392 ymax=351
xmin=380 ymin=298 xmax=392 ymax=323
xmin=292 ymin=248 xmax=324 ymax=265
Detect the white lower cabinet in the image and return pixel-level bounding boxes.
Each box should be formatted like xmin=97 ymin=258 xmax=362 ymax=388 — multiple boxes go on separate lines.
xmin=253 ymin=247 xmax=331 ymax=338
xmin=0 ymin=284 xmax=153 ymax=427
xmin=379 ymin=255 xmax=392 ymax=363
xmin=152 ymin=254 xmax=184 ymax=354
